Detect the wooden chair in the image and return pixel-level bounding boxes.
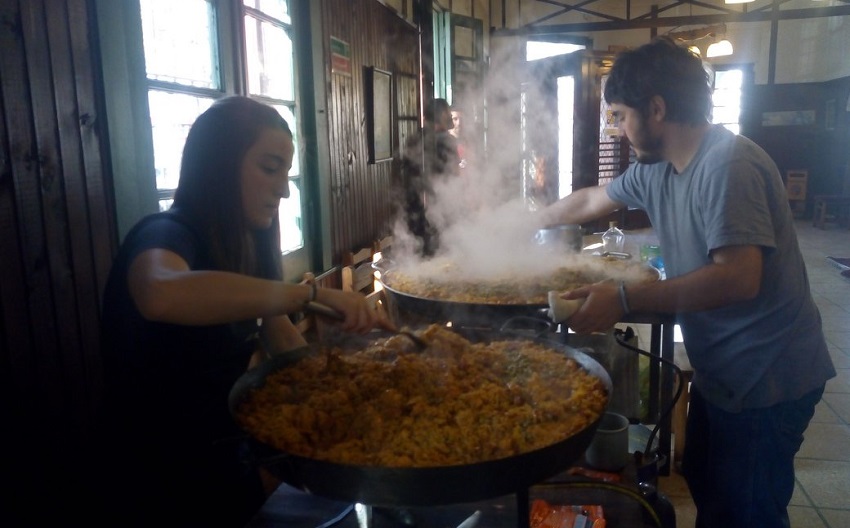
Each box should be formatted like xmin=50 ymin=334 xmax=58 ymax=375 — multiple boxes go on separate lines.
xmin=372 ymin=236 xmax=396 ymax=318
xmin=372 ymin=235 xmax=394 ymax=262
xmin=341 ymin=244 xmax=392 ymax=319
xmin=341 ymin=246 xmax=376 ymax=295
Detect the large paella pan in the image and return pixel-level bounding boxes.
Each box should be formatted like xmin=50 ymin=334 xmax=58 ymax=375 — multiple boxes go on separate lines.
xmin=229 ymin=325 xmax=611 ymax=507
xmin=374 ymin=255 xmax=660 ymax=326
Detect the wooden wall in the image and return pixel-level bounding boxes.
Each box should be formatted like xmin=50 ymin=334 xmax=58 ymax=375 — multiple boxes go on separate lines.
xmin=320 ymin=0 xmax=420 ymax=259
xmin=0 ymin=0 xmax=116 ymax=522
xmin=745 ymin=79 xmax=850 ymax=215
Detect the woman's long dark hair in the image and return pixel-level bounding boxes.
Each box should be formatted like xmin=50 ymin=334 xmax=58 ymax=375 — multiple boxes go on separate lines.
xmin=172 ymin=96 xmax=292 ymax=279
xmin=604 ymin=36 xmax=712 ymax=125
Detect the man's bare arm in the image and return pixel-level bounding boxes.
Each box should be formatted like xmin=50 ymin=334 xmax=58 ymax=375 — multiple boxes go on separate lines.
xmin=537 ymin=185 xmax=624 ymax=227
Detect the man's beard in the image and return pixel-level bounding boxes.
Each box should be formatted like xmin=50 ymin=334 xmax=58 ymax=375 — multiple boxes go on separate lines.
xmin=635 ymin=149 xmax=663 ymax=165
xmin=632 ymin=117 xmax=663 ymax=165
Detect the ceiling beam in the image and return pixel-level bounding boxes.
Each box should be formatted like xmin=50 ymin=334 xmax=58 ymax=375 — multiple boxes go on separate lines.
xmin=492 ymin=4 xmax=850 ymax=37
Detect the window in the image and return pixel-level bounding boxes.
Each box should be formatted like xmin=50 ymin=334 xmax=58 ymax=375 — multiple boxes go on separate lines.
xmin=712 ymin=67 xmax=745 ymax=135
xmin=526 ymin=41 xmax=585 ymax=61
xmin=140 ymin=0 xmax=303 ymax=253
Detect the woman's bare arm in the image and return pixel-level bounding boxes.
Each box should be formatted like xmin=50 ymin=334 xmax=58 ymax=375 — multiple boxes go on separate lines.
xmin=128 ymin=248 xmax=381 ymax=333
xmin=260 ymin=315 xmax=308 ymax=355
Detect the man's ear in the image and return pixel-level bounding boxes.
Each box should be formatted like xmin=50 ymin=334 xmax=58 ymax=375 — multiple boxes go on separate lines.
xmin=648 ymin=95 xmax=666 ymax=122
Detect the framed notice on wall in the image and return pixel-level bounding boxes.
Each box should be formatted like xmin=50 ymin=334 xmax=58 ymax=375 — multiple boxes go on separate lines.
xmin=330 ymin=37 xmax=351 ymax=76
xmin=825 ymin=99 xmax=836 ymax=130
xmin=366 ymin=67 xmax=393 ymax=164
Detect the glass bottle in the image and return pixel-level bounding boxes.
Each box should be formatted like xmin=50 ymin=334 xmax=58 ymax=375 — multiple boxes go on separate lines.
xmin=602 ymin=221 xmax=625 ymax=254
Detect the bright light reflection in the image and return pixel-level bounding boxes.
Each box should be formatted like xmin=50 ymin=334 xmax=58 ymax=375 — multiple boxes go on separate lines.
xmin=527 ymin=41 xmax=585 ymax=61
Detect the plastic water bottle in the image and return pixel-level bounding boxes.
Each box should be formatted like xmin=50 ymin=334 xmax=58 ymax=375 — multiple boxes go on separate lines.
xmin=602 ymin=221 xmax=625 ymax=254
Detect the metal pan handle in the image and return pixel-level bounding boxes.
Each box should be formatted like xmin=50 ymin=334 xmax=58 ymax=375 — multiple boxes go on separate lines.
xmin=303 ymin=301 xmax=345 ymax=321
xmin=371 ymin=256 xmax=395 ymax=274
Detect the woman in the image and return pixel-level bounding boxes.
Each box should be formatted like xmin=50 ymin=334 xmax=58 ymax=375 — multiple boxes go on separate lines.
xmin=98 ymin=96 xmax=385 ymax=526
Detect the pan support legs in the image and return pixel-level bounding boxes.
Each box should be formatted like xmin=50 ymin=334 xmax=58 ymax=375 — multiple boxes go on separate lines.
xmin=355 ymin=503 xmax=372 ymax=528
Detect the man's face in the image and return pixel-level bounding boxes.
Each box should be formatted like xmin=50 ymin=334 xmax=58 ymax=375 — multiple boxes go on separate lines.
xmin=611 ymin=102 xmax=663 ymax=164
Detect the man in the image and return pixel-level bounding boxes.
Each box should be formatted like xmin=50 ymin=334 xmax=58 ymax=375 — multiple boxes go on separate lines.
xmin=398 ymin=98 xmax=459 ymax=255
xmin=539 ymin=37 xmax=835 ymax=528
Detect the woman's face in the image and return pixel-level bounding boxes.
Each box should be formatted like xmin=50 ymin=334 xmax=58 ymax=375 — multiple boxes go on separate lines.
xmin=451 ymin=111 xmax=462 ymax=134
xmin=240 ymin=127 xmax=294 ymax=230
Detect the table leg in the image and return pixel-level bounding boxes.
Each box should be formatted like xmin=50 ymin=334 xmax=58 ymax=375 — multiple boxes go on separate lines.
xmin=355 ymin=503 xmax=372 ymax=528
xmin=648 ymin=325 xmax=661 ymax=424
xmin=515 ymin=488 xmax=530 ymax=528
xmin=658 ymin=323 xmax=675 ymax=476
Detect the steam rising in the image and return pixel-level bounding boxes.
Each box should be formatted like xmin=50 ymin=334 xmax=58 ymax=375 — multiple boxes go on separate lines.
xmin=390 ymin=172 xmax=653 ymax=286
xmin=389 ymin=41 xmax=648 ymax=287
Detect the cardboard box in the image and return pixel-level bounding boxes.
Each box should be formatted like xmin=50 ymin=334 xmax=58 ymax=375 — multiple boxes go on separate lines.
xmin=786 ymin=170 xmax=808 ymax=201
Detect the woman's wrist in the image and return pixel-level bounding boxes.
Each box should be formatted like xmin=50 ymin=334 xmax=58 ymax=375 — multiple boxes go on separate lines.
xmin=304 ymin=282 xmax=317 ymax=306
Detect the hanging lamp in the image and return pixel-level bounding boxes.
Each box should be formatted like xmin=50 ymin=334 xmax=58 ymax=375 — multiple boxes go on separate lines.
xmin=706 ymin=39 xmax=733 ymax=58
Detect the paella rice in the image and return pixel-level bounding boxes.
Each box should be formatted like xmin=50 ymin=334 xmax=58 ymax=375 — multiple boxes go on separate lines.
xmin=235 ymin=325 xmax=608 ymax=467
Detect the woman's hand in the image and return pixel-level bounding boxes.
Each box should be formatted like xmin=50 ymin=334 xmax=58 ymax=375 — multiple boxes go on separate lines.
xmin=314 ymin=288 xmax=394 ymax=334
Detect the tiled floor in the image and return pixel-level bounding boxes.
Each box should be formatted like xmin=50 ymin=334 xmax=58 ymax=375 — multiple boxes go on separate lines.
xmin=653 ymin=220 xmax=850 ymax=527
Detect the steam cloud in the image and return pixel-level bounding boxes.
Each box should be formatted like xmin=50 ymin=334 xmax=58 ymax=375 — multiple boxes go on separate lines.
xmin=390 ymin=38 xmax=572 ymax=279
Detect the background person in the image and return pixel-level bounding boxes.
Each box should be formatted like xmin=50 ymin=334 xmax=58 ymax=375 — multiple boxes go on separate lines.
xmin=449 ymin=105 xmax=473 ymax=170
xmin=97 ymin=96 xmax=387 ymax=526
xmin=539 ymin=37 xmax=835 ymax=528
xmin=397 ymin=98 xmax=459 ymax=255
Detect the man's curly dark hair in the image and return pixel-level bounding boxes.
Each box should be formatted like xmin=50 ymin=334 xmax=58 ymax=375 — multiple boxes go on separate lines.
xmin=603 ymin=36 xmax=712 ymax=125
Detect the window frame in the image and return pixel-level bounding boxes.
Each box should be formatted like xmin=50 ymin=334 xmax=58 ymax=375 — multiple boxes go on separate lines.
xmin=97 ymin=0 xmax=320 ymax=280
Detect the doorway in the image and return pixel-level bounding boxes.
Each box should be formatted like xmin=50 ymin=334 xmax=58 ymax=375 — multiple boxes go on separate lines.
xmin=521 ymin=51 xmax=620 ymax=204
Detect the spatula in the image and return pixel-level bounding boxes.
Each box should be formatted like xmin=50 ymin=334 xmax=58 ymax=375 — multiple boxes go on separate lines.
xmin=303 ymin=301 xmax=428 ymax=350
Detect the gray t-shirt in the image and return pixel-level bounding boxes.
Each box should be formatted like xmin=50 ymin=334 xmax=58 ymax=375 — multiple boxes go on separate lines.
xmin=607 ymin=125 xmax=835 ymax=412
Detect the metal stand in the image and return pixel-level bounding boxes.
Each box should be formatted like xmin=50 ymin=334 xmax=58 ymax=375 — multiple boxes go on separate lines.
xmin=515 ymin=488 xmax=530 ymax=528
xmin=619 ymin=313 xmax=676 ymax=476
xmin=355 ymin=503 xmax=372 ymax=528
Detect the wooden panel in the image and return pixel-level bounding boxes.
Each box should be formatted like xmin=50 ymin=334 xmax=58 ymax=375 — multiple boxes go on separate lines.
xmin=0 ymin=0 xmax=37 ymax=406
xmin=321 ymin=0 xmax=419 ymax=265
xmin=0 ymin=0 xmax=114 ymax=521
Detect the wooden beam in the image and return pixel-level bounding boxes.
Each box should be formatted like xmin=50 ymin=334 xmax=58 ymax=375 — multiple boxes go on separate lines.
xmin=492 ymin=4 xmax=850 ymax=36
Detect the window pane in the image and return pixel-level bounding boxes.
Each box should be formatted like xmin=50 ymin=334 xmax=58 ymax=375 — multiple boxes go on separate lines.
xmin=271 ymin=104 xmax=302 ymax=253
xmin=244 ymin=15 xmax=294 ymax=100
xmin=279 ymin=178 xmax=303 ymax=254
xmin=243 ymin=0 xmax=290 ymax=24
xmin=273 ymin=104 xmax=299 ymax=176
xmin=712 ymin=69 xmax=743 ymax=133
xmin=557 ymin=75 xmax=575 ymax=198
xmin=148 ymin=90 xmax=214 ymax=192
xmin=141 ymin=0 xmax=219 ymax=89
xmin=526 ymin=41 xmax=585 ymax=61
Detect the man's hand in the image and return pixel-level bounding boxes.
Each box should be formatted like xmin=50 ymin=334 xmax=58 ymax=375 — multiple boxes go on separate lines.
xmin=563 ymin=281 xmax=626 ymax=334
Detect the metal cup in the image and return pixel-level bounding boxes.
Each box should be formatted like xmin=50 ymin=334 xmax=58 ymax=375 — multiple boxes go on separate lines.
xmin=585 ymin=411 xmax=630 ymax=472
xmin=534 ymin=224 xmax=583 ymax=253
